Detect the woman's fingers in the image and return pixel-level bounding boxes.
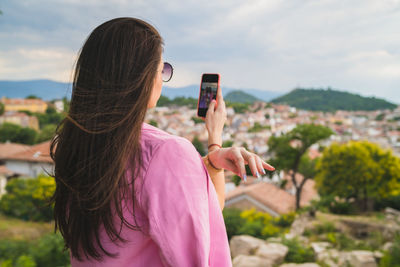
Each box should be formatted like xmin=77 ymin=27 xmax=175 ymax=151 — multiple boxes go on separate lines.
xmin=207 ymin=100 xmax=216 ymax=115
xmin=262 ymin=161 xmax=275 ymax=171
xmin=223 ymin=159 xmax=241 ymax=177
xmin=240 ymin=148 xmax=260 ymax=179
xmin=231 ymin=148 xmax=246 ymax=180
xmin=255 ymin=156 xmax=266 ymax=176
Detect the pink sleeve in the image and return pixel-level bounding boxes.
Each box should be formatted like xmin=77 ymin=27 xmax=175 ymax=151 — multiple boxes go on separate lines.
xmin=140 ymin=138 xmax=210 ymax=267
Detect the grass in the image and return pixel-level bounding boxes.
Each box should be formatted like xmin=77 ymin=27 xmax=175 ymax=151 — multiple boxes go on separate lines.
xmin=0 ymin=213 xmax=54 ymax=240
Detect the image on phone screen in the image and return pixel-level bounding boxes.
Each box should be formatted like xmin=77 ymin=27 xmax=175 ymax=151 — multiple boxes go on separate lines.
xmin=199 ymin=82 xmax=217 ymax=109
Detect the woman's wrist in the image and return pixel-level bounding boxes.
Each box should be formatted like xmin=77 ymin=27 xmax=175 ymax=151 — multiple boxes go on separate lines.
xmin=208 ymin=134 xmax=222 ymax=146
xmin=208 ymin=149 xmax=223 ymax=170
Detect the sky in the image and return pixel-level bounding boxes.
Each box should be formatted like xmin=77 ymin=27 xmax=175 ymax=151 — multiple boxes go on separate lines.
xmin=1 ymin=0 xmax=400 ymax=103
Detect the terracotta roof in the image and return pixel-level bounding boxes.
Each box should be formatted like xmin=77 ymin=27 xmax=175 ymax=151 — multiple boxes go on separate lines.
xmin=1 ymin=98 xmax=47 ymax=105
xmin=225 ymin=182 xmax=296 ymax=214
xmin=1 ymin=111 xmax=31 ymax=118
xmin=3 ymin=141 xmax=53 ymax=163
xmin=0 ymin=142 xmax=31 ymax=159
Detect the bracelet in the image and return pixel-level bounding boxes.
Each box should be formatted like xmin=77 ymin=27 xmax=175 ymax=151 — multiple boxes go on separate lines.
xmin=205 ymin=154 xmax=223 ymax=171
xmin=208 ymin=143 xmax=222 ymax=150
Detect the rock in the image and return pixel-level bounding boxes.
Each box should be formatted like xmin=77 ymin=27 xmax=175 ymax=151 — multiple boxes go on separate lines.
xmin=255 ymin=242 xmax=289 ymax=265
xmin=382 ymin=242 xmax=393 ymax=251
xmin=349 ymin=250 xmax=377 ymax=267
xmin=267 ymin=237 xmax=282 ymax=243
xmin=232 ymin=255 xmax=273 ymax=267
xmin=279 ymin=264 xmax=320 ymax=267
xmin=316 ymin=249 xmax=340 ymax=266
xmin=373 ymin=251 xmax=384 ymax=259
xmin=230 ymin=235 xmax=266 ymax=258
xmin=289 ymin=213 xmax=312 ymax=236
xmin=385 ymin=207 xmax=400 ymax=217
xmin=311 ymin=242 xmax=332 ymax=254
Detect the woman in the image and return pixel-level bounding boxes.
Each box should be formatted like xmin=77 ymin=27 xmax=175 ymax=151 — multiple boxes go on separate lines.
xmin=50 ymin=17 xmax=274 ymax=266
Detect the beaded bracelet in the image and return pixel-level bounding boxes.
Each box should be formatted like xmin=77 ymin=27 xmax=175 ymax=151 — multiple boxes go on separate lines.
xmin=205 ymin=154 xmax=223 ymax=171
xmin=208 ymin=143 xmax=222 ymax=150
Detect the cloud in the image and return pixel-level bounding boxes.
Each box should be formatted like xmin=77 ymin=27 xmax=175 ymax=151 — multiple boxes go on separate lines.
xmin=0 ymin=48 xmax=76 ymax=82
xmin=1 ymin=0 xmax=400 ymax=103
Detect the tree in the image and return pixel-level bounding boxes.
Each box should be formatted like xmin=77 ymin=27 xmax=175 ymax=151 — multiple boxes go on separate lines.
xmin=62 ymin=96 xmax=70 ymax=113
xmin=192 ymin=135 xmax=206 ymax=156
xmin=0 ymin=122 xmax=37 ymax=144
xmin=149 ymin=119 xmax=158 ymax=127
xmin=222 ymin=140 xmax=234 ymax=148
xmin=36 ymin=124 xmax=57 ymax=143
xmin=315 ymin=141 xmax=400 ymax=211
xmin=0 ymin=102 xmax=4 ymax=115
xmin=25 ymin=95 xmax=40 ymax=99
xmin=0 ymin=174 xmax=55 ymax=221
xmin=268 ymin=124 xmax=333 ymax=210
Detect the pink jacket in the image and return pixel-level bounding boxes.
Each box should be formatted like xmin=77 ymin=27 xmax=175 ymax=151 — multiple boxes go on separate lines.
xmin=70 ymin=122 xmax=232 ymax=266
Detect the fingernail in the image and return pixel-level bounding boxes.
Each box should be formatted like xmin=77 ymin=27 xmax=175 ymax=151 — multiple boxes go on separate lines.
xmin=243 ymin=174 xmax=247 ymax=182
xmin=262 ymin=169 xmax=266 ymax=175
xmin=256 ymin=172 xmax=261 ymax=179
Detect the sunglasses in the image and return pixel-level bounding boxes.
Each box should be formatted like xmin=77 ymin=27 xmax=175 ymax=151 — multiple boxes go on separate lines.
xmin=162 ymin=62 xmax=173 ymax=82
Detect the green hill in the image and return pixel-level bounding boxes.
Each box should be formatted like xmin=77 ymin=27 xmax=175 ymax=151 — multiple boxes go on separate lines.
xmin=271 ymin=88 xmax=397 ymax=112
xmin=224 ymin=90 xmax=262 ymax=104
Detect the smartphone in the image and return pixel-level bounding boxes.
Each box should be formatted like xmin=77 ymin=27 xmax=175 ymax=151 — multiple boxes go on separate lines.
xmin=197 ymin=73 xmax=220 ymax=119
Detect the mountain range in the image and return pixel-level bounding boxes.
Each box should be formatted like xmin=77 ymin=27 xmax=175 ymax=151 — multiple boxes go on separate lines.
xmin=272 ymin=88 xmax=397 ymax=111
xmin=0 ymin=79 xmax=281 ymax=102
xmin=0 ymin=80 xmax=397 ymax=111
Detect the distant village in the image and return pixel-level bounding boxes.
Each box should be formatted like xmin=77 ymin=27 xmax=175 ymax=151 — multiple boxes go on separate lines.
xmin=1 ymin=96 xmax=400 ymax=217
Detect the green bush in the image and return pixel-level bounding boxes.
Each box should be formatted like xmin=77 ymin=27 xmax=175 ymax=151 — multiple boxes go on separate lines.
xmin=223 ymin=207 xmax=295 ymax=240
xmin=273 ymin=212 xmax=296 ymax=228
xmin=326 ymin=232 xmax=373 ymax=251
xmin=281 ymin=237 xmax=315 ymax=263
xmin=222 ymin=208 xmax=246 ymax=240
xmin=311 ymin=195 xmax=355 ymax=215
xmin=315 ymin=221 xmax=337 ymax=234
xmin=237 ymin=220 xmax=265 ymax=239
xmin=380 ymin=234 xmax=400 ymax=267
xmin=0 ymin=123 xmax=37 ymax=145
xmin=0 ymin=175 xmax=55 ymax=221
xmin=0 ymin=233 xmax=69 ymax=267
xmin=35 ymin=124 xmax=57 ymax=143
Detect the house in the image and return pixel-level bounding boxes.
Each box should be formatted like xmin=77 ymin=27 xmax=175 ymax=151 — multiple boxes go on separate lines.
xmin=2 ymin=141 xmax=53 ymax=178
xmin=1 ymin=97 xmax=48 ymax=113
xmin=225 ymin=173 xmax=319 ymax=216
xmin=0 ymin=111 xmax=39 ymax=130
xmin=225 ymin=182 xmax=296 ymax=216
xmin=0 ymin=142 xmax=31 ymax=197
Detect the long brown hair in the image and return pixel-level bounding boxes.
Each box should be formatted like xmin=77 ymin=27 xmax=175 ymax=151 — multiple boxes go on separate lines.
xmin=50 ymin=17 xmax=163 ymax=261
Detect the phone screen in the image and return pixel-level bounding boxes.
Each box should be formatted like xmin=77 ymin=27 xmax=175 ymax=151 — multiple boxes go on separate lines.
xmin=197 ymin=74 xmax=219 ymax=117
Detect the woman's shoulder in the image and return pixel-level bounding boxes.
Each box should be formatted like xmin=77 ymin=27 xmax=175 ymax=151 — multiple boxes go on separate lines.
xmin=141 ymin=122 xmax=198 ymax=161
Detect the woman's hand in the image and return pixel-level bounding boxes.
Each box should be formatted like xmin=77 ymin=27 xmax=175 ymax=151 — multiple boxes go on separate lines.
xmin=205 ymin=86 xmax=227 ymax=147
xmin=208 ymin=147 xmax=275 ymax=181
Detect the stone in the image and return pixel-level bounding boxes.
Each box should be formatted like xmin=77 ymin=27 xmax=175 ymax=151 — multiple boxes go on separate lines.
xmin=373 ymin=251 xmax=384 ymax=259
xmin=230 ymin=235 xmax=266 ymax=258
xmin=315 ymin=248 xmax=342 ymax=267
xmin=255 ymin=242 xmax=289 ymax=265
xmin=232 ymin=255 xmax=273 ymax=267
xmin=315 ymin=248 xmax=340 ymax=263
xmin=289 ymin=213 xmax=311 ymax=236
xmin=279 ymin=264 xmax=320 ymax=267
xmin=385 ymin=207 xmax=400 ymax=217
xmin=267 ymin=237 xmax=282 ymax=243
xmin=382 ymin=242 xmax=393 ymax=251
xmin=311 ymin=242 xmax=332 ymax=254
xmin=349 ymin=250 xmax=377 ymax=267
